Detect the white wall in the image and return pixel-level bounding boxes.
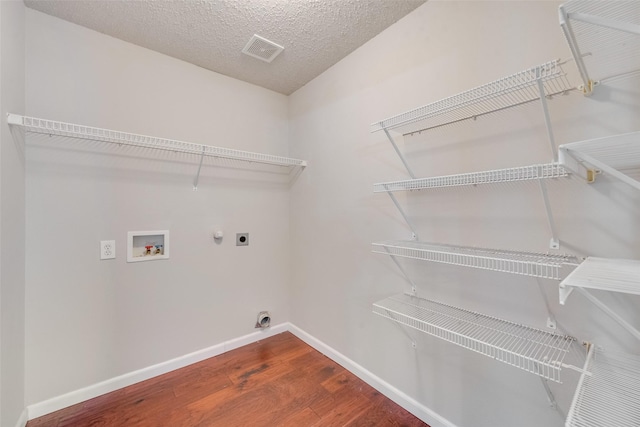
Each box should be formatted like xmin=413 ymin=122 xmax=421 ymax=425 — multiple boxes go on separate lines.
xmin=25 ymin=9 xmax=292 ymax=406
xmin=289 ymin=1 xmax=640 ymax=426
xmin=0 ymin=1 xmax=26 ymax=426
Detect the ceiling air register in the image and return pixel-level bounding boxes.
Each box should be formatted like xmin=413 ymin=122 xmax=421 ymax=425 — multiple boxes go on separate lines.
xmin=242 ymin=34 xmax=284 ymax=63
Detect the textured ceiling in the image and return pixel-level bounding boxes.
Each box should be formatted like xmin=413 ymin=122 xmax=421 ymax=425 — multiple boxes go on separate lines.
xmin=24 ymin=0 xmax=426 ymax=95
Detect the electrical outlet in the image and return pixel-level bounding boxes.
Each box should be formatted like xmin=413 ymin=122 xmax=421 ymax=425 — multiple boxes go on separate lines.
xmin=100 ymin=240 xmax=116 ymax=260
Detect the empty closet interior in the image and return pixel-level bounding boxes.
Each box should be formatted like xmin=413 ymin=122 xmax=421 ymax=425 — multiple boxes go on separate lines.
xmin=2 ymin=1 xmax=639 ymax=426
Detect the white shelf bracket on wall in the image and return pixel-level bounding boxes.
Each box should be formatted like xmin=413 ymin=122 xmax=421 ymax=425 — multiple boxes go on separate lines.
xmin=559 ymin=131 xmax=640 ymax=191
xmin=538 ymin=179 xmax=561 ymax=250
xmin=384 ymin=252 xmax=418 ymax=296
xmin=536 ymin=277 xmax=558 ymax=331
xmin=536 ymin=68 xmax=559 ymax=162
xmin=193 ymin=146 xmax=206 ymax=191
xmin=381 ymin=309 xmax=418 ymax=349
xmin=557 ymin=147 xmax=597 ymax=184
xmin=383 ymin=129 xmax=416 ymax=179
xmin=560 ymin=0 xmax=640 ymax=94
xmin=559 ymin=5 xmax=595 ymax=95
xmin=559 ymin=257 xmax=640 ymax=343
xmin=382 ymin=245 xmax=418 ymax=295
xmin=576 ymin=287 xmax=640 ymax=343
xmin=535 ymin=364 xmax=561 ymax=413
xmin=386 ymin=190 xmax=419 ymax=241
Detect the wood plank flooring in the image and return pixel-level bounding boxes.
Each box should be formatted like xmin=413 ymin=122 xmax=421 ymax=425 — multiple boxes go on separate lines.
xmin=27 ymin=332 xmax=428 ymax=427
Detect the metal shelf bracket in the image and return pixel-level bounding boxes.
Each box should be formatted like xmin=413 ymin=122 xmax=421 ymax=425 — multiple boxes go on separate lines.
xmin=386 ymin=312 xmax=418 ymax=349
xmin=383 ymin=245 xmax=418 ymax=295
xmin=536 ymin=277 xmax=558 ymax=331
xmin=560 ymin=257 xmax=640 ymax=342
xmin=535 ymin=364 xmax=560 ymax=412
xmin=559 ymin=5 xmax=593 ymax=96
xmin=193 ymin=146 xmax=206 ymax=191
xmin=573 ymin=287 xmax=640 ymax=343
xmin=386 ymin=191 xmax=419 ymax=241
xmin=559 ymin=134 xmax=640 ymax=192
xmin=538 ymin=179 xmax=560 ymax=249
xmin=383 ymin=129 xmax=416 ymax=179
xmin=536 ymin=68 xmax=559 ymax=162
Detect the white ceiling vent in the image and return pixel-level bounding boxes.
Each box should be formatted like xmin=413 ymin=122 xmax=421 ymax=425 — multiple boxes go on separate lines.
xmin=242 ymin=34 xmax=284 ymax=63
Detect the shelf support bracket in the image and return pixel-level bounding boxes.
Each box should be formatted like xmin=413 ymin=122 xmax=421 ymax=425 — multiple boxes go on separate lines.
xmin=535 ymin=73 xmax=558 ymax=162
xmin=538 ymin=179 xmax=560 ymax=249
xmin=386 ymin=191 xmax=419 ymax=241
xmin=562 ymin=148 xmax=640 ymax=192
xmin=574 ymin=287 xmax=640 ymax=343
xmin=384 ymin=129 xmax=416 ymax=179
xmin=383 ymin=246 xmax=418 ymax=295
xmin=532 ymin=361 xmax=564 ymax=417
xmin=382 ymin=309 xmax=417 ymax=349
xmin=535 ymin=278 xmax=557 ymax=330
xmin=558 ymin=147 xmax=597 ymax=184
xmin=559 ymin=6 xmax=594 ymax=95
xmin=539 ymin=376 xmax=558 ymax=411
xmin=193 ymin=147 xmax=206 ymax=191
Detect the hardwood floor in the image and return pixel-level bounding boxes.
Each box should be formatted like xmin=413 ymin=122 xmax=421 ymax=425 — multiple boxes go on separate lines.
xmin=27 ymin=332 xmax=428 ymax=427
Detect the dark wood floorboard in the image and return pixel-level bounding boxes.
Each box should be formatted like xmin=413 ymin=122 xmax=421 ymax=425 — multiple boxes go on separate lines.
xmin=27 ymin=332 xmax=428 ymax=427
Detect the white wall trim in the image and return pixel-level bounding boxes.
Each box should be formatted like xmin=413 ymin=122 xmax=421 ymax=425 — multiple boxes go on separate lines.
xmin=14 ymin=408 xmax=28 ymax=427
xmin=287 ymin=323 xmax=458 ymax=427
xmin=26 ymin=323 xmax=287 ymax=419
xmin=27 ymin=322 xmax=454 ymax=427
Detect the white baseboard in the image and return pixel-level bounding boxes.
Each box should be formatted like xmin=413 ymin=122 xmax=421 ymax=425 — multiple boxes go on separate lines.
xmin=288 ymin=323 xmax=457 ymax=427
xmin=27 ymin=323 xmax=288 ymax=419
xmin=14 ymin=408 xmax=28 ymax=427
xmin=27 ymin=322 xmax=454 ymax=427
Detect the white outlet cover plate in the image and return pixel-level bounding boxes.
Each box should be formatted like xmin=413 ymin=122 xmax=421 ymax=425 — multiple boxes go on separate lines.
xmin=101 ymin=240 xmax=116 ymax=260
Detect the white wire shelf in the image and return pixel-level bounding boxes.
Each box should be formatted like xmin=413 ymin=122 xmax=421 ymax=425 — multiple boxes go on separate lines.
xmin=560 ymin=0 xmax=640 ymax=94
xmin=559 ymin=131 xmax=640 ymax=191
xmin=373 ymin=293 xmax=576 ymax=383
xmin=372 ymin=241 xmax=578 ymax=280
xmin=373 ymin=163 xmax=568 ymax=193
xmin=7 ymin=114 xmax=307 ymax=169
xmin=370 ymin=59 xmax=573 ymax=135
xmin=566 ymin=346 xmax=640 ymax=427
xmin=559 ymin=257 xmax=640 ymax=304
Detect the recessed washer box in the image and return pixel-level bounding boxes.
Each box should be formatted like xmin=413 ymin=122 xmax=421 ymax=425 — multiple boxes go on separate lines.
xmin=127 ymin=230 xmax=170 ymax=262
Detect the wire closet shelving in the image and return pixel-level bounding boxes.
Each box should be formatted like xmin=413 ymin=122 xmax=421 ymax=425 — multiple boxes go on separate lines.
xmin=560 ymin=257 xmax=640 ymax=304
xmin=566 ymin=346 xmax=640 ymax=427
xmin=370 ymin=59 xmax=575 ymax=248
xmin=372 ymin=241 xmax=578 ymax=280
xmin=373 ymin=293 xmax=577 ymax=383
xmin=374 ymin=163 xmax=568 ymax=193
xmin=370 ymin=59 xmax=573 ymax=136
xmin=559 ymin=0 xmax=640 ymax=94
xmin=7 ymin=114 xmax=307 ymax=170
xmin=370 ymin=1 xmax=640 ymax=423
xmin=559 ymin=131 xmax=640 ymax=192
